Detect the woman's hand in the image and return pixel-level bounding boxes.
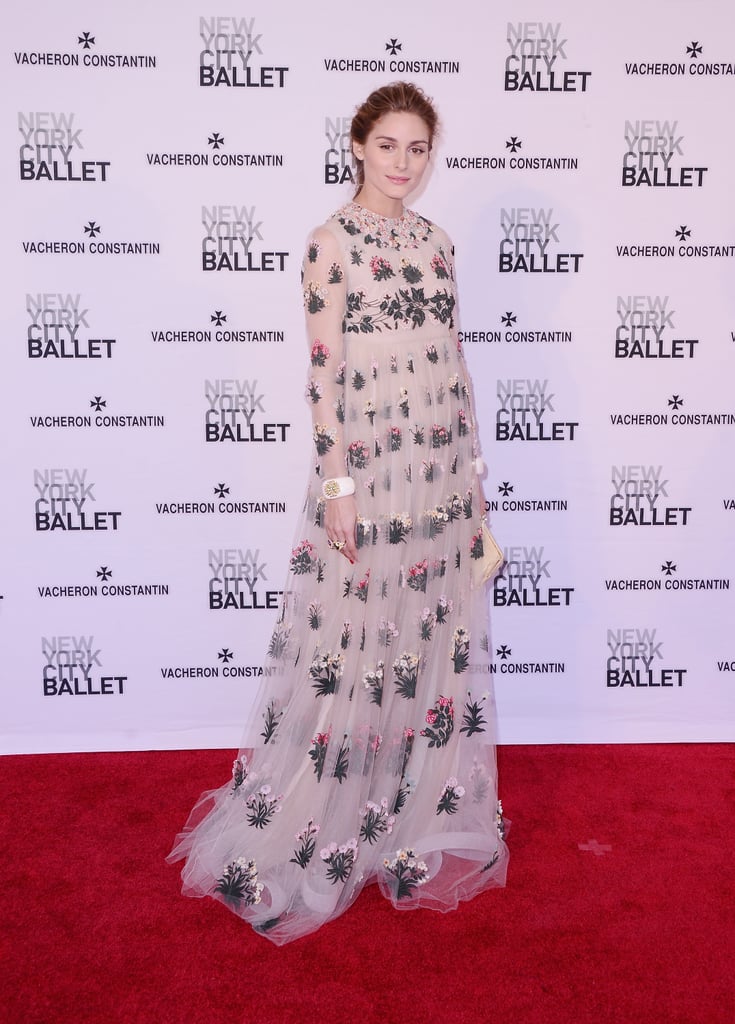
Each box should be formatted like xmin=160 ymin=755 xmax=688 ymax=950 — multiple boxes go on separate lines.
xmin=325 ymin=494 xmax=358 ymax=564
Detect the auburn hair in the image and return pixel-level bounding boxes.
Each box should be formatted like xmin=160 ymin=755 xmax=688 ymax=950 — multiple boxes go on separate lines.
xmin=351 ymin=81 xmax=439 ymax=187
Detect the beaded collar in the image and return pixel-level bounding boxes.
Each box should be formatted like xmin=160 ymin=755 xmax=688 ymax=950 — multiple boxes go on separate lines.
xmin=335 ymin=201 xmax=433 ymax=250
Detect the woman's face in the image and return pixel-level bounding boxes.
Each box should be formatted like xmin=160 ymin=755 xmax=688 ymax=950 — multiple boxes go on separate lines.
xmin=352 ymin=111 xmax=431 ymax=212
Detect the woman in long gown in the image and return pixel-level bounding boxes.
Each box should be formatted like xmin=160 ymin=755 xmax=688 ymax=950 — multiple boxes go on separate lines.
xmin=168 ymin=82 xmax=509 ymax=945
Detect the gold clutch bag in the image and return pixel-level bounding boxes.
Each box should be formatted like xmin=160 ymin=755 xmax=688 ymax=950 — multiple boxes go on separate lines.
xmin=472 ymin=521 xmax=504 ymax=587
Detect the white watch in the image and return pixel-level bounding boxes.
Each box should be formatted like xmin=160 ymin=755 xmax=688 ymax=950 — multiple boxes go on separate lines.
xmin=322 ymin=476 xmax=356 ymax=499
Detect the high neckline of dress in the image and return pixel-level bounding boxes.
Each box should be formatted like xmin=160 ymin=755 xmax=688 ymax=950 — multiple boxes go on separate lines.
xmin=344 ymin=201 xmax=409 ymax=226
xmin=336 ymin=201 xmax=432 ymax=250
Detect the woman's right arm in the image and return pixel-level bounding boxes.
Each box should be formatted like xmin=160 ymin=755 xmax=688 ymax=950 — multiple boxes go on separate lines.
xmin=301 ymin=225 xmax=358 ymax=562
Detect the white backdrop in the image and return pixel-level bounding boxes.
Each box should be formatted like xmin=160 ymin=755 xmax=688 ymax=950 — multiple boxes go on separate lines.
xmin=2 ymin=0 xmax=734 ymax=753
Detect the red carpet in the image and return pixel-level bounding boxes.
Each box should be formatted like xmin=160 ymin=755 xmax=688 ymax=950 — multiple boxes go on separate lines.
xmin=2 ymin=744 xmax=732 ymax=1024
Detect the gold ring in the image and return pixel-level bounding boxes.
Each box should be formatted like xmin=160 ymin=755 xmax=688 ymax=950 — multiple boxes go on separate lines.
xmin=332 ymin=540 xmax=345 ymax=551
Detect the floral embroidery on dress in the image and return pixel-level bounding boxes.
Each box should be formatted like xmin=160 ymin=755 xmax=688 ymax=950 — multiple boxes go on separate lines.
xmin=245 ymin=786 xmax=283 ymax=828
xmin=460 ymin=692 xmax=488 ymax=736
xmin=383 ymin=849 xmax=430 ymax=899
xmin=310 ymin=339 xmax=330 ymax=366
xmin=304 ymin=281 xmax=329 ymax=314
xmin=321 ymin=838 xmax=358 ymax=883
xmin=359 ymin=799 xmax=396 ymax=844
xmin=308 ymin=731 xmax=330 ymax=781
xmin=392 ymin=651 xmax=419 ymax=699
xmin=214 ymin=859 xmax=264 ymax=906
xmin=421 ymin=695 xmax=455 ymax=747
xmin=436 ymin=777 xmax=465 ymax=815
xmin=451 ymin=627 xmax=471 ymax=674
xmin=363 ymin=661 xmax=385 ymax=705
xmin=290 ymin=820 xmax=320 ymax=868
xmin=309 ymin=650 xmax=344 ymax=696
xmin=337 ymin=202 xmax=433 ymax=251
xmin=343 ymin=286 xmax=456 ymax=334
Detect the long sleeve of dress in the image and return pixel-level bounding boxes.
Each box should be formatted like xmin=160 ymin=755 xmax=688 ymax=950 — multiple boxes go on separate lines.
xmin=301 ymin=225 xmax=348 ymax=481
xmin=436 ymin=227 xmax=483 ymax=466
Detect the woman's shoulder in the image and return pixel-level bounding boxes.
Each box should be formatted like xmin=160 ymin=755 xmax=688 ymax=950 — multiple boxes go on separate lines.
xmin=303 ymin=217 xmax=344 ymax=262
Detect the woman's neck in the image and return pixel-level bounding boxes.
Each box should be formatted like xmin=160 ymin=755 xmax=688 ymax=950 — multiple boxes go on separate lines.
xmin=352 ymin=187 xmax=404 ymax=219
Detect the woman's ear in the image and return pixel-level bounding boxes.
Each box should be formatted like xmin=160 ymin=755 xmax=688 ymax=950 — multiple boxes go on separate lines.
xmin=352 ymin=142 xmax=364 ymax=161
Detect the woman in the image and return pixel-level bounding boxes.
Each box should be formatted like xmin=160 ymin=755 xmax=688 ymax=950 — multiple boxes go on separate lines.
xmin=168 ymin=82 xmax=508 ymax=945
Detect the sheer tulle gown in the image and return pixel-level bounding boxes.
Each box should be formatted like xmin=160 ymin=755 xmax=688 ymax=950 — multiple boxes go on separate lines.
xmin=167 ymin=202 xmax=509 ymax=945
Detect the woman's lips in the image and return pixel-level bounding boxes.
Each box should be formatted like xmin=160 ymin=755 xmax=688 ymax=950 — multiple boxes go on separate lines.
xmin=387 ymin=175 xmax=410 ymax=184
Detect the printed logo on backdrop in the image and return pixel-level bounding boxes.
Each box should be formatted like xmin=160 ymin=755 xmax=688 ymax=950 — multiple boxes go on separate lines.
xmin=616 ymin=224 xmax=735 ymax=261
xmin=609 ymin=393 xmax=735 ymax=430
xmin=204 ymin=379 xmax=291 ymax=443
xmin=499 ymin=208 xmax=583 ymax=274
xmin=622 ymin=120 xmax=707 ymax=188
xmin=208 ymin=549 xmax=283 ymax=610
xmin=625 ymin=40 xmax=735 ymax=79
xmin=151 ymin=309 xmax=285 ymax=346
xmin=33 ymin=468 xmax=121 ymax=533
xmin=496 ymin=379 xmax=578 ymax=442
xmin=459 ymin=310 xmax=573 ymax=347
xmin=29 ymin=396 xmax=165 ymax=432
xmin=493 ymin=545 xmax=574 ymax=608
xmin=160 ymin=648 xmax=283 ymax=680
xmin=613 ymin=294 xmax=698 ymax=360
xmin=13 ymin=30 xmax=157 ymax=70
xmin=490 ymin=643 xmax=565 ymax=676
xmin=26 ymin=292 xmax=116 ymax=359
xmin=201 ymin=205 xmax=288 ymax=272
xmin=198 ymin=17 xmax=288 ymax=88
xmin=323 ymin=37 xmax=460 ymax=75
xmin=41 ymin=635 xmax=126 ymax=697
xmin=504 ymin=22 xmax=591 ymax=92
xmin=18 ymin=112 xmax=111 ymax=182
xmin=155 ymin=482 xmax=286 ymax=518
xmin=37 ymin=565 xmax=169 ymax=601
xmin=22 ymin=221 xmax=160 ymax=257
xmin=324 ymin=116 xmax=354 ymax=186
xmin=609 ymin=465 xmax=691 ymax=527
xmin=446 ymin=135 xmax=578 ymax=173
xmin=606 ymin=628 xmax=686 ymax=689
xmin=146 ymin=132 xmax=284 ymax=169
xmin=604 ymin=558 xmax=730 ymax=595
xmin=487 ymin=480 xmax=568 ymax=516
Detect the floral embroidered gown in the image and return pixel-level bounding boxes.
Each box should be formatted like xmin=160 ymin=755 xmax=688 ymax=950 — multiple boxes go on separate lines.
xmin=168 ymin=201 xmax=509 ymax=945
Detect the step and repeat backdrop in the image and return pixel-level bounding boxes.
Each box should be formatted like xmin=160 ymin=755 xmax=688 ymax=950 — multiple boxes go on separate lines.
xmin=2 ymin=1 xmax=734 ymax=753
